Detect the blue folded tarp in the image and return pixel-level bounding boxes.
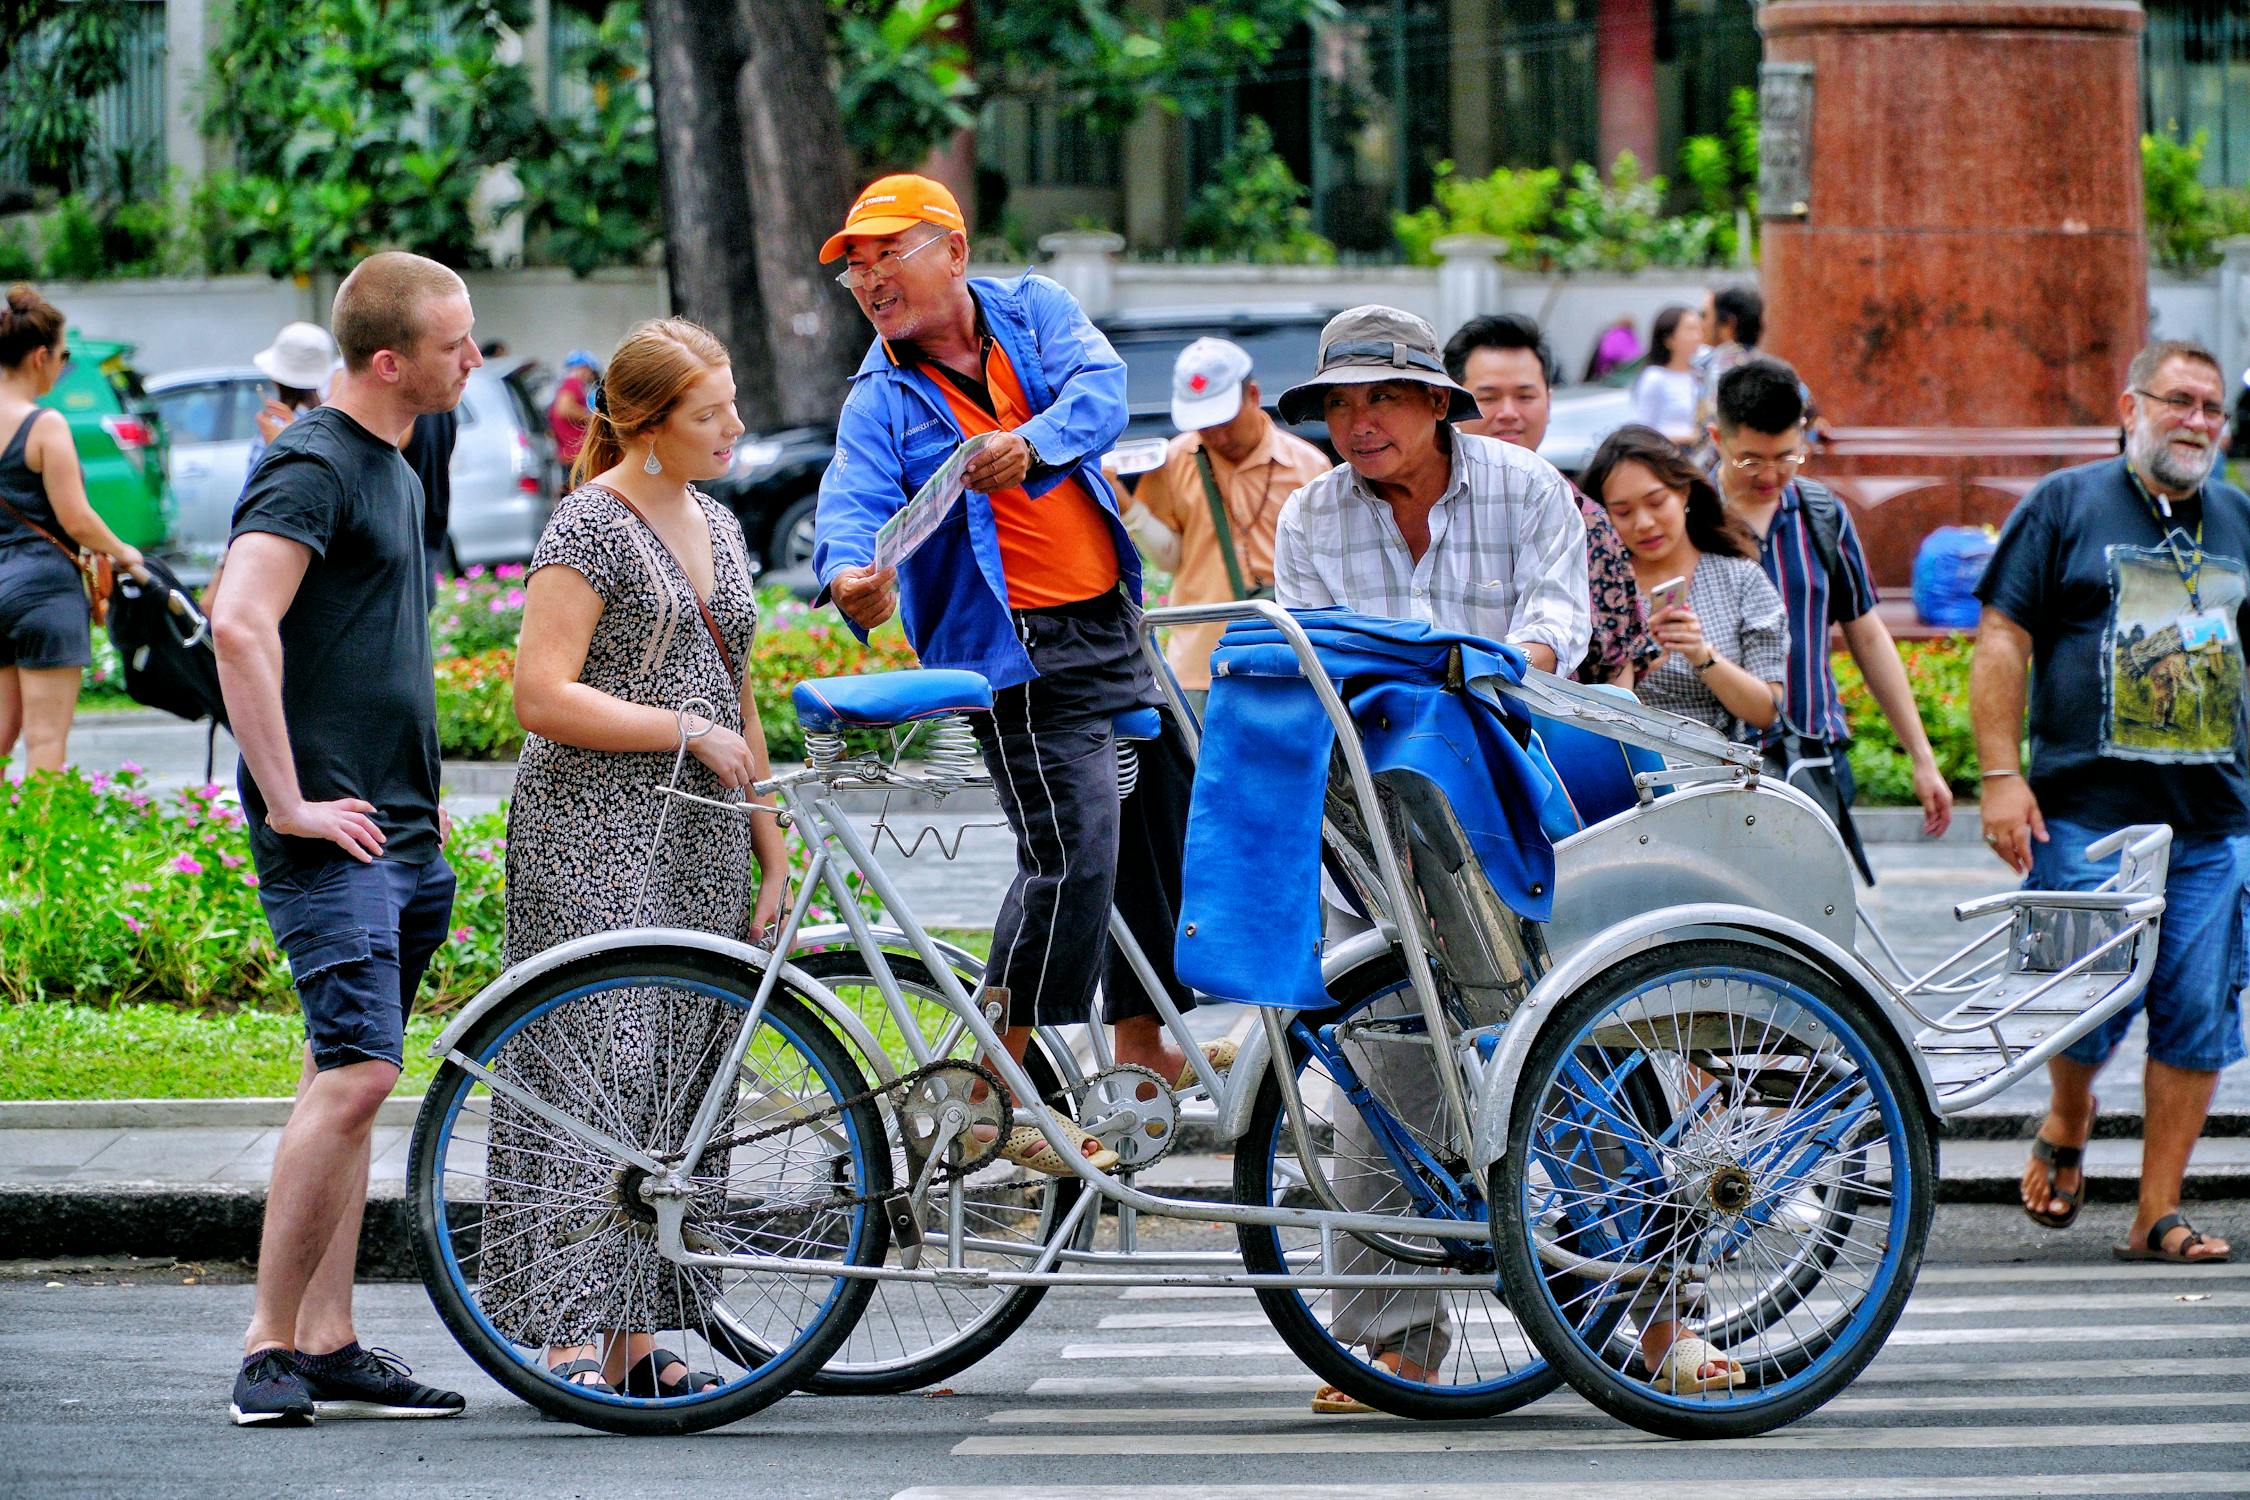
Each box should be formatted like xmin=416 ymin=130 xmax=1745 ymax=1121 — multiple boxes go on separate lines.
xmin=1175 ymin=609 xmax=1556 ymax=1009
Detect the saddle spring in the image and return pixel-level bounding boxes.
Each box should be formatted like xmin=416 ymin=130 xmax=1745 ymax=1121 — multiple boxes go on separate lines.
xmin=1116 ymin=742 xmax=1142 ymax=800
xmin=917 ymin=714 xmax=984 ymax=794
xmin=804 ymin=728 xmax=848 ymax=773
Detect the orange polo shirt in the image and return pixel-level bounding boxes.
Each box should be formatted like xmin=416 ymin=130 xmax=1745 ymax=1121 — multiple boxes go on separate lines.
xmin=919 ymin=341 xmax=1120 ymax=610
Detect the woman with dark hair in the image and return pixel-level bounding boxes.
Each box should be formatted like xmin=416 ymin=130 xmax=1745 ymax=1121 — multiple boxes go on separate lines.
xmin=0 ymin=283 xmax=143 ymax=773
xmin=1628 ymin=304 xmax=1705 ymax=442
xmin=1582 ymin=423 xmax=1784 ymax=742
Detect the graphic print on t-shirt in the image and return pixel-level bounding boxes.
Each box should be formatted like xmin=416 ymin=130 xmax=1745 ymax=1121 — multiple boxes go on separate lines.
xmin=2101 ymin=543 xmax=2248 ymax=762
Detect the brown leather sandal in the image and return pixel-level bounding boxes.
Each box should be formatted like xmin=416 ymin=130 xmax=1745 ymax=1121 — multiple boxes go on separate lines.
xmin=2024 ymin=1135 xmax=2086 ymax=1229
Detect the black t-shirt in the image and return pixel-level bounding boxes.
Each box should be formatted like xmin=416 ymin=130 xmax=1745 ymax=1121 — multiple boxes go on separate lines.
xmin=1976 ymin=456 xmax=2250 ymax=837
xmin=404 ymin=408 xmax=457 ymax=574
xmin=229 ymin=406 xmax=442 ymax=875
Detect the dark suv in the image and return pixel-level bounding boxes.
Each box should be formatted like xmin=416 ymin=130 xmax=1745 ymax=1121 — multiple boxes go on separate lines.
xmin=706 ymin=306 xmax=1337 ymax=576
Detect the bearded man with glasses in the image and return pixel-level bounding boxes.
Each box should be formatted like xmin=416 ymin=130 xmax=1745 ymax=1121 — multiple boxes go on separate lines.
xmin=1973 ymin=338 xmax=2244 ymax=1266
xmin=1707 ymin=358 xmax=1955 ymax=877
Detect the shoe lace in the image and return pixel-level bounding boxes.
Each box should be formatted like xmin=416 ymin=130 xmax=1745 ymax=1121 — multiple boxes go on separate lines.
xmin=352 ymin=1346 xmax=415 ymax=1379
xmin=244 ymin=1350 xmax=298 ymax=1384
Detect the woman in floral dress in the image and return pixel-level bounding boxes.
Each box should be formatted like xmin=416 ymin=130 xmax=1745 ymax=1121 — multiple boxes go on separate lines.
xmin=480 ymin=319 xmax=789 ymax=1399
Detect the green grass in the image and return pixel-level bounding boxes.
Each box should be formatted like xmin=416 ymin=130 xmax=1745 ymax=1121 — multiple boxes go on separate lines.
xmin=2 ymin=928 xmax=994 ymax=1101
xmin=0 ymin=1001 xmax=446 ymax=1100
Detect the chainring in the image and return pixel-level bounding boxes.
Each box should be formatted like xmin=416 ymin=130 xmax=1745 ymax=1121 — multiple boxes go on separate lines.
xmin=895 ymin=1059 xmax=1010 ymax=1177
xmin=1071 ymin=1062 xmax=1181 ymax=1170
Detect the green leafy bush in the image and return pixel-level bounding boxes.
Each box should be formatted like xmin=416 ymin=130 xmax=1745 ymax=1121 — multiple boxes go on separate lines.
xmin=1182 ymin=117 xmax=1336 ymax=266
xmin=1393 ymin=160 xmax=1559 ymax=267
xmin=2143 ymin=127 xmax=2250 ymax=273
xmin=434 ymin=649 xmax=525 ymax=760
xmin=1394 ymin=149 xmax=1727 ymax=272
xmin=1831 ymin=636 xmax=1982 ymax=807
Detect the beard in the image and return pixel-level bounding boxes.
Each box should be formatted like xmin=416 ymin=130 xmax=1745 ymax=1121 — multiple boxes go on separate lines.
xmin=2129 ymin=416 xmax=2219 ymax=493
xmin=398 ymin=357 xmax=464 ymax=415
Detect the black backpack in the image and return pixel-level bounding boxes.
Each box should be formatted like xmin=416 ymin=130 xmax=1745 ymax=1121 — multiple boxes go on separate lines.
xmin=1793 ymin=477 xmax=1859 ymax=626
xmin=105 ymin=557 xmax=228 ymax=730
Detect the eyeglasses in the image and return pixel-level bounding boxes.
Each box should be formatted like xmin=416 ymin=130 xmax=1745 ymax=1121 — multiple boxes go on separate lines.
xmin=1725 ymin=451 xmax=1806 ymax=476
xmin=2134 ymin=388 xmax=2229 ymax=425
xmin=833 ymin=232 xmax=949 ymax=290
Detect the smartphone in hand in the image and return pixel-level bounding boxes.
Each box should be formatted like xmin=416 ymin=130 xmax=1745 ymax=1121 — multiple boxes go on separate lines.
xmin=1648 ymin=576 xmax=1688 ymax=615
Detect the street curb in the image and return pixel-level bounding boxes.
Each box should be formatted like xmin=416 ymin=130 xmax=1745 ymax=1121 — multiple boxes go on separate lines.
xmin=9 ymin=1096 xmax=2240 ymax=1139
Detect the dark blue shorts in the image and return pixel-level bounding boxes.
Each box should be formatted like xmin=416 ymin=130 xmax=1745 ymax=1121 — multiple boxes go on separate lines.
xmin=2031 ymin=820 xmax=2249 ymax=1074
xmin=257 ymin=855 xmax=457 ymax=1071
xmin=0 ymin=547 xmax=91 ymax=670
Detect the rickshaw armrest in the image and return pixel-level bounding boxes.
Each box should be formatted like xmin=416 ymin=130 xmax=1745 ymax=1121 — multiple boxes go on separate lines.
xmin=2082 ymin=824 xmax=2173 ymax=865
xmin=1472 ymin=669 xmax=1757 ymax=769
xmin=1952 ymin=890 xmax=2167 ymax=922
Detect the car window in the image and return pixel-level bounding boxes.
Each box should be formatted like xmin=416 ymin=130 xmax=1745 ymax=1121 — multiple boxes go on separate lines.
xmin=1105 ymin=324 xmax=1326 ymax=409
xmin=230 ymin=381 xmax=271 ymax=439
xmin=151 ymin=384 xmax=236 ymax=445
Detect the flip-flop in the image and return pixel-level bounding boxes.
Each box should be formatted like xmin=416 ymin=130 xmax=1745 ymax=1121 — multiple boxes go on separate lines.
xmin=1175 ymin=1039 xmax=1239 ymax=1093
xmin=1648 ymin=1337 xmax=1746 ymax=1395
xmin=2024 ymin=1134 xmax=2087 ymax=1229
xmin=1310 ymin=1383 xmax=1376 ymax=1414
xmin=2114 ymin=1211 xmax=2232 ymax=1264
xmin=999 ymin=1118 xmax=1119 ymax=1177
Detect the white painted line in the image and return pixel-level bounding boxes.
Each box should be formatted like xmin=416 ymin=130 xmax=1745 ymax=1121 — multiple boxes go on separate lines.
xmin=1910 ymin=1261 xmax=2250 ymax=1286
xmin=951 ymin=1419 xmax=2250 ymax=1458
xmin=895 ymin=1478 xmax=2250 ymax=1500
xmin=982 ymin=1389 xmax=2250 ymax=1427
xmin=1024 ymin=1355 xmax=2250 ymax=1398
xmin=1058 ymin=1322 xmax=2250 ymax=1360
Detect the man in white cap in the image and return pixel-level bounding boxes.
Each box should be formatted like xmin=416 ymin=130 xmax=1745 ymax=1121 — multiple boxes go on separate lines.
xmin=1113 ymin=337 xmax=1329 ymax=711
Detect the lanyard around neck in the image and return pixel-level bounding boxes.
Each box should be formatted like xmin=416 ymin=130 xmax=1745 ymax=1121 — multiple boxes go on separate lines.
xmin=2128 ymin=464 xmax=2205 ymax=610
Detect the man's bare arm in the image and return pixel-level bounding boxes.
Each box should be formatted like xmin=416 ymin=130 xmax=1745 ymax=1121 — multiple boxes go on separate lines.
xmin=1840 ymin=610 xmax=1955 ymax=836
xmin=1968 ymin=606 xmax=2043 ymax=873
xmin=211 ymin=532 xmax=385 ymax=861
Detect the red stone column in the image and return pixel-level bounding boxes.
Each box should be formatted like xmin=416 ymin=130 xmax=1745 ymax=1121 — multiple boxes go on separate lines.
xmin=1595 ymin=0 xmax=1659 ymax=173
xmin=1758 ymin=1 xmax=2146 ymax=591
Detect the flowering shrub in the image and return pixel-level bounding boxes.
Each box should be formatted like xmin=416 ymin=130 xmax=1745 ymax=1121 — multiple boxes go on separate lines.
xmin=429 ymin=564 xmax=528 ymax=659
xmin=1831 ymin=636 xmax=1983 ymax=806
xmin=435 ymin=649 xmax=527 ymax=761
xmin=751 ymin=591 xmax=920 ymax=762
xmin=1 ymin=765 xmax=878 ymax=1021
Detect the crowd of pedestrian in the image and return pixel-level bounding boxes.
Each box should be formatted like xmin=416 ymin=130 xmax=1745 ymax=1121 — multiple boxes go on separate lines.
xmin=2 ymin=168 xmax=2242 ymax=1433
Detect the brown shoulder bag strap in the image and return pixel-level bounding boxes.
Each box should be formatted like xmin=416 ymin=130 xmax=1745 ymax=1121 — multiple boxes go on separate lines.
xmin=604 ymin=487 xmax=739 ymax=683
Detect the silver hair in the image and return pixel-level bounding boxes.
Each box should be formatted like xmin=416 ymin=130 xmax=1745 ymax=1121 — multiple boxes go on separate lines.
xmin=2125 ymin=339 xmax=2223 ymax=395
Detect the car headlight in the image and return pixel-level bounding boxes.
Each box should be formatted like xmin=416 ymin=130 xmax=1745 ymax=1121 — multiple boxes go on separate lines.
xmin=732 ymin=438 xmax=785 ymax=477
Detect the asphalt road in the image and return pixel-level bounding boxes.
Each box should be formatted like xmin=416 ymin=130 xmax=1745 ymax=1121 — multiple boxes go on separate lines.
xmin=3 ymin=1201 xmax=2245 ymax=1500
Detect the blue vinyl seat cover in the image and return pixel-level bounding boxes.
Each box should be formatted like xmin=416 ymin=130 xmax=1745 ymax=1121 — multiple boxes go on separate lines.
xmin=1112 ymin=705 xmax=1163 ymax=742
xmin=1176 ymin=609 xmax=1558 ymax=1010
xmin=792 ymin=668 xmax=994 ymax=733
xmin=1524 ymin=684 xmax=1667 ymax=839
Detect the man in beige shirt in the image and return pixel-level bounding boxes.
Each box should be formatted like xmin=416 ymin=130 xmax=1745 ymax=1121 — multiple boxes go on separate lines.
xmin=1117 ymin=337 xmax=1331 ymax=707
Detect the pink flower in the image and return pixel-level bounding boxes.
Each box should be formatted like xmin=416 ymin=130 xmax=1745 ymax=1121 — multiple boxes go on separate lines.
xmin=88 ymin=771 xmax=111 ymax=793
xmin=201 ymin=782 xmax=224 ymax=799
xmin=242 ymin=873 xmax=259 ymax=889
xmin=466 ymin=564 xmax=486 ymax=580
xmin=451 ymin=926 xmax=471 ymax=943
xmin=120 ymin=759 xmax=143 ymax=775
xmin=504 ymin=588 xmax=524 ymax=608
xmin=170 ymin=854 xmax=203 ymax=876
xmin=496 ymin=563 xmax=525 ymax=581
xmin=123 ymin=915 xmax=144 ymax=935
xmin=220 ymin=852 xmax=243 ymax=869
xmin=127 ymin=791 xmax=151 ymax=810
xmin=125 ymin=881 xmax=151 ymax=893
xmin=487 ymin=596 xmax=509 ymax=614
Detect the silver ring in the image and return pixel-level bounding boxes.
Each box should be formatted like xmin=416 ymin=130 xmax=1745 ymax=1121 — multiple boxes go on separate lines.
xmin=1983 ymin=833 xmax=1999 ymax=845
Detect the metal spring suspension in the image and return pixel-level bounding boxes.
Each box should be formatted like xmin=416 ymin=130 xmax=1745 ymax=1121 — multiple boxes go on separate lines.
xmin=919 ymin=714 xmax=984 ymax=794
xmin=1116 ymin=741 xmax=1141 ymax=801
xmin=804 ymin=729 xmax=847 ymax=773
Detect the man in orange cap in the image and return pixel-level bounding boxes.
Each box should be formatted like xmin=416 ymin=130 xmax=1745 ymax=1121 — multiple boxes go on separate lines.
xmin=814 ymin=175 xmax=1227 ymax=1176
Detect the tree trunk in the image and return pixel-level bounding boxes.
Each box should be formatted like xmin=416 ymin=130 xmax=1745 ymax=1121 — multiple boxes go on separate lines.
xmin=734 ymin=0 xmax=868 ymax=428
xmin=640 ymin=0 xmax=780 ymax=423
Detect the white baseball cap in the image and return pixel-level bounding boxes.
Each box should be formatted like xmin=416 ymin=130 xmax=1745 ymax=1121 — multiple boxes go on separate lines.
xmin=252 ymin=322 xmax=339 ymax=391
xmin=1171 ymin=337 xmax=1255 ymax=433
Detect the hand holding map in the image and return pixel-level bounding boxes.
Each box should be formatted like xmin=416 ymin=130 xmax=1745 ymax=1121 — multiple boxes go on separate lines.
xmin=874 ymin=432 xmax=993 ymax=574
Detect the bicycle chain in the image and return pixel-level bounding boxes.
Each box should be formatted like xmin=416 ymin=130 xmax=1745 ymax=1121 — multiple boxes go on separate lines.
xmin=649 ymin=1057 xmax=1016 ymax=1229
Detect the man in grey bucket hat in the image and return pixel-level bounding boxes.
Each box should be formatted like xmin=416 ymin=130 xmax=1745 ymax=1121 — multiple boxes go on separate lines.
xmin=1270 ymin=305 xmax=1595 ymax=1413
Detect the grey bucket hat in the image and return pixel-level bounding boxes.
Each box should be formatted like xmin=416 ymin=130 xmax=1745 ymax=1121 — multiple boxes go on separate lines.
xmin=1277 ymin=305 xmax=1480 ymax=426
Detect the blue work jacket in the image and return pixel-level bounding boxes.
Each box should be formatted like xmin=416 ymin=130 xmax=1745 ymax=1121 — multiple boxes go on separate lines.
xmin=812 ymin=272 xmax=1139 ymax=690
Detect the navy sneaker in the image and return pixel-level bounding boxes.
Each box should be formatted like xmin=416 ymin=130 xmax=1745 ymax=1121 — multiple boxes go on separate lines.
xmin=295 ymin=1343 xmax=465 ymax=1420
xmin=230 ymin=1348 xmax=315 ymax=1427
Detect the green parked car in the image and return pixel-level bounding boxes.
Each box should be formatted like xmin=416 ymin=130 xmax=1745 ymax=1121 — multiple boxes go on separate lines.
xmin=36 ymin=335 xmax=172 ymax=551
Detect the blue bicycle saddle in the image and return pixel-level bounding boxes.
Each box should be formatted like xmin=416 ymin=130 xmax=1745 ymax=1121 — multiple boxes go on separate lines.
xmin=1112 ymin=705 xmax=1162 ymax=742
xmin=792 ymin=669 xmax=994 ymax=733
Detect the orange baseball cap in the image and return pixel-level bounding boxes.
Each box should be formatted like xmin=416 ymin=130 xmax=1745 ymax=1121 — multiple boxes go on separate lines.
xmin=820 ymin=174 xmax=966 ymax=263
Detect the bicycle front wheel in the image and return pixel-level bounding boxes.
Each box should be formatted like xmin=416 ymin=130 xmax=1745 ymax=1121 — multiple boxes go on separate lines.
xmin=1493 ymin=939 xmax=1933 ymax=1440
xmin=409 ymin=949 xmax=890 ymax=1434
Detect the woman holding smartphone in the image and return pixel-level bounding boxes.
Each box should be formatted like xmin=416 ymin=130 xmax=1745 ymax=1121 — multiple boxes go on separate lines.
xmin=1581 ymin=423 xmax=1785 ymax=741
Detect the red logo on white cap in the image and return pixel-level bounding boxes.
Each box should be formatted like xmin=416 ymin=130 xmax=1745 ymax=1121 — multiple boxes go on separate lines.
xmin=1189 ymin=374 xmax=1208 ymax=393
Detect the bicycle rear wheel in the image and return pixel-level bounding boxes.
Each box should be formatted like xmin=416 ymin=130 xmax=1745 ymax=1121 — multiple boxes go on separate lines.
xmin=410 ymin=949 xmax=889 ymax=1434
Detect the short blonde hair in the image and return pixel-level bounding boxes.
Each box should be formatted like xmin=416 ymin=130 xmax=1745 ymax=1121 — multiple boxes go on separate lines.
xmin=331 ymin=252 xmax=466 ymax=371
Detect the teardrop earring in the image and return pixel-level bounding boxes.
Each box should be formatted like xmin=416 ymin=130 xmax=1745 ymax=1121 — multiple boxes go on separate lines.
xmin=642 ymin=446 xmax=663 ymax=476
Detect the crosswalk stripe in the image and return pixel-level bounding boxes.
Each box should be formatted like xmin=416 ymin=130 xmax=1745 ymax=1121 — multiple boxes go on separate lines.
xmin=1025 ymin=1355 xmax=2250 ymax=1397
xmin=1058 ymin=1322 xmax=2250 ymax=1360
xmin=896 ymin=1479 xmax=2250 ymax=1500
xmin=981 ymin=1389 xmax=2250 ymax=1426
xmin=1108 ymin=1263 xmax=2250 ymax=1298
xmin=951 ymin=1418 xmax=2250 ymax=1457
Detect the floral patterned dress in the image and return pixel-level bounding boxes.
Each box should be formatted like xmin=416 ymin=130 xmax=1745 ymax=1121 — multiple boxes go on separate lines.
xmin=481 ymin=481 xmax=765 ymax=1346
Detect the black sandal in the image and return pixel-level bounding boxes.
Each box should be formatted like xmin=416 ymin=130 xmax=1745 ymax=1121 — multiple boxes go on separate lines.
xmin=547 ymin=1358 xmax=615 ymax=1393
xmin=620 ymin=1348 xmax=722 ymax=1398
xmin=2115 ymin=1211 xmax=2233 ymax=1264
xmin=2024 ymin=1135 xmax=2085 ymax=1229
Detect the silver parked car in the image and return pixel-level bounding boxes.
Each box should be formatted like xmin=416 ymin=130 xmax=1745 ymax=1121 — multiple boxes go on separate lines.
xmin=146 ymin=361 xmax=558 ymax=584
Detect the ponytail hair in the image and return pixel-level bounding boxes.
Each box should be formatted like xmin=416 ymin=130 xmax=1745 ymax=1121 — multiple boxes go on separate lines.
xmin=570 ymin=317 xmax=732 ymax=489
xmin=0 ymin=284 xmax=66 ymax=371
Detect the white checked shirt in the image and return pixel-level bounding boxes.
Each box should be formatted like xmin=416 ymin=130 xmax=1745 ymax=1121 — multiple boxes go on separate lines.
xmin=1272 ymin=431 xmax=1592 ymax=669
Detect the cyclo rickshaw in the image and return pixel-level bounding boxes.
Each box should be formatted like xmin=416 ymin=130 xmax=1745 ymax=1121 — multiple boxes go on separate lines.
xmin=405 ymin=601 xmax=2172 ymax=1440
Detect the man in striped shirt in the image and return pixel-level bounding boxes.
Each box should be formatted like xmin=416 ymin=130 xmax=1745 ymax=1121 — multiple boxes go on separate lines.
xmin=1708 ymin=358 xmax=1955 ymax=866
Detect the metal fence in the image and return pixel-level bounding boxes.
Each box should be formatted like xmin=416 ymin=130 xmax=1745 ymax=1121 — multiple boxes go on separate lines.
xmin=2143 ymin=0 xmax=2250 ymax=186
xmin=0 ymin=0 xmax=168 ymax=199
